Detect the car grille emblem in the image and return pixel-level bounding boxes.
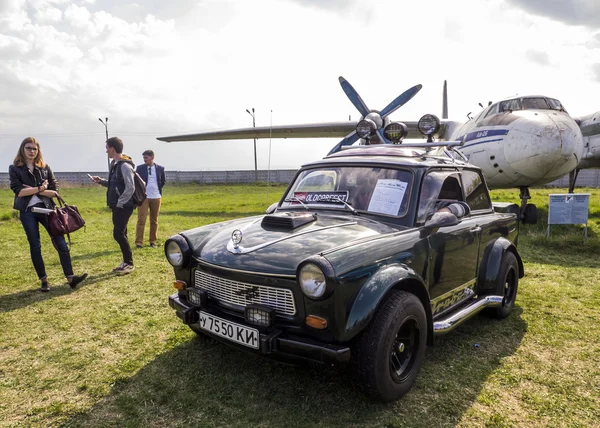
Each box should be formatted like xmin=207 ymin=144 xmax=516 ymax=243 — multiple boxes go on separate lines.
xmin=235 ymin=286 xmax=260 ymax=301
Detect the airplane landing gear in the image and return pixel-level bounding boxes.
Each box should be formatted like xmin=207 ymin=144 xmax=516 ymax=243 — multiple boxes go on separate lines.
xmin=519 ymin=187 xmax=538 ymax=224
xmin=568 ymin=168 xmax=580 ymax=194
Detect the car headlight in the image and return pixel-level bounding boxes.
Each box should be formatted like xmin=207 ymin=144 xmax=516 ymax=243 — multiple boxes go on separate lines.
xmin=298 ymin=263 xmax=327 ymax=299
xmin=165 ymin=235 xmax=191 ymax=268
xmin=384 ymin=122 xmax=408 ymax=143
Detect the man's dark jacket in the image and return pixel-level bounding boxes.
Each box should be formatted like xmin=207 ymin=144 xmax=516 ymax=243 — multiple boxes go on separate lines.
xmin=135 ymin=163 xmax=166 ymax=195
xmin=9 ymin=164 xmax=58 ymax=211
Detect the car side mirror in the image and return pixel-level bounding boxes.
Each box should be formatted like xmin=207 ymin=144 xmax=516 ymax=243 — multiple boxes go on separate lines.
xmin=266 ymin=202 xmax=278 ymax=214
xmin=422 ymin=211 xmax=459 ymax=232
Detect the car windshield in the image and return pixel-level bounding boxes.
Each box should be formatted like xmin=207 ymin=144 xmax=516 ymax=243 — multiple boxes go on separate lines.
xmin=281 ymin=166 xmax=413 ymax=217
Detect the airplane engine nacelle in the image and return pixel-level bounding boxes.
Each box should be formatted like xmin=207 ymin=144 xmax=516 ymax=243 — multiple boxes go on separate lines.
xmin=577 ymin=111 xmax=600 ymax=169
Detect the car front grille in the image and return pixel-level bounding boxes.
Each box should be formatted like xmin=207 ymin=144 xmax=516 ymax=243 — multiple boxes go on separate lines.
xmin=194 ymin=270 xmax=297 ymax=316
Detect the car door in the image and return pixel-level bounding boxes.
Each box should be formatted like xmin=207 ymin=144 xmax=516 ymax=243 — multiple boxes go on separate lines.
xmin=417 ymin=170 xmax=481 ymax=304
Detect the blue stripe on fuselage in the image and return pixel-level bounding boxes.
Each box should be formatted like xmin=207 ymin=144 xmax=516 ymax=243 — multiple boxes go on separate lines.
xmin=458 ymin=129 xmax=509 ymax=143
xmin=463 ymin=138 xmax=505 ymax=149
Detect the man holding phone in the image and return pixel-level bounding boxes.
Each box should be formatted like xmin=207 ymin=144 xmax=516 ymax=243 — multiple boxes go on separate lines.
xmin=89 ymin=137 xmax=136 ymax=275
xmin=134 ymin=150 xmax=166 ymax=248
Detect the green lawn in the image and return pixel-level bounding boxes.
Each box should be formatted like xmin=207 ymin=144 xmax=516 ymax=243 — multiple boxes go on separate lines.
xmin=0 ymin=184 xmax=599 ymax=427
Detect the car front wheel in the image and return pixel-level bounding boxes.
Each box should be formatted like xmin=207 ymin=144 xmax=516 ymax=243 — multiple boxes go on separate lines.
xmin=352 ymin=290 xmax=427 ymax=402
xmin=487 ymin=251 xmax=519 ymax=319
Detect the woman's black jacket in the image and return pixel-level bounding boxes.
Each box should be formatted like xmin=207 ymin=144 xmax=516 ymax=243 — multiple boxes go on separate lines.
xmin=8 ymin=163 xmax=58 ymax=211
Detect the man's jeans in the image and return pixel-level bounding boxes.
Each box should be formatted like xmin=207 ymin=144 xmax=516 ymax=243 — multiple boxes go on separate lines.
xmin=20 ymin=209 xmax=73 ymax=280
xmin=112 ymin=207 xmax=134 ymax=265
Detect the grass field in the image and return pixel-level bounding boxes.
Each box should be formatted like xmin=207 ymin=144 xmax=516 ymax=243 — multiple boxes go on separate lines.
xmin=0 ymin=184 xmax=599 ymax=427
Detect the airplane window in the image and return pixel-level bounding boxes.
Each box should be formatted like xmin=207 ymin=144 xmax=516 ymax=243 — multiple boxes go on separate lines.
xmin=461 ymin=170 xmax=491 ymax=211
xmin=484 ymin=104 xmax=499 ymax=118
xmin=522 ymin=98 xmax=549 ymax=109
xmin=547 ymin=98 xmax=567 ymax=112
xmin=499 ymin=99 xmax=522 ymax=112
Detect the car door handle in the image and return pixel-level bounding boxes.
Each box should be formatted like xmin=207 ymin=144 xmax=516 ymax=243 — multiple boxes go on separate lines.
xmin=469 ymin=226 xmax=482 ymax=233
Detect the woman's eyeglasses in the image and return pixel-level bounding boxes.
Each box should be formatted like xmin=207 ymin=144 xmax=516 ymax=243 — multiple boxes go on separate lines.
xmin=24 ymin=147 xmax=38 ymax=152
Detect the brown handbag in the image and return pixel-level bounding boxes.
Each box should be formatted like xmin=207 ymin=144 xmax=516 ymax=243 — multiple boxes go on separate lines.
xmin=48 ymin=195 xmax=86 ymax=239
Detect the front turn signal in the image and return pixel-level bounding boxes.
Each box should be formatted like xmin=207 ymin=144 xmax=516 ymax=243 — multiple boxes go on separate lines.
xmin=174 ymin=280 xmax=187 ymax=291
xmin=305 ymin=315 xmax=327 ymax=329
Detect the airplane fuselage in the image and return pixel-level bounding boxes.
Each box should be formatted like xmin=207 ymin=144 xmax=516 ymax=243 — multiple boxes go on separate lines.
xmin=444 ymin=97 xmax=585 ymax=189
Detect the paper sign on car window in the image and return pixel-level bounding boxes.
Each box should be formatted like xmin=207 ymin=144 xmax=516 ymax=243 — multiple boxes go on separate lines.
xmin=367 ymin=180 xmax=408 ymax=215
xmin=294 ymin=191 xmax=349 ymax=204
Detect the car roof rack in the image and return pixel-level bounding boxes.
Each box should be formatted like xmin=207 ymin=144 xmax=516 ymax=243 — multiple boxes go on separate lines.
xmin=338 ymin=141 xmax=468 ymax=164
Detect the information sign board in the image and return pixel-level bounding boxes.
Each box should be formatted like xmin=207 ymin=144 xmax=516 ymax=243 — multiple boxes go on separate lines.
xmin=547 ymin=193 xmax=590 ymax=238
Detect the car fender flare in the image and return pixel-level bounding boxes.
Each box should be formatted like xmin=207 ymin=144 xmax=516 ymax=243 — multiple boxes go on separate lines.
xmin=477 ymin=237 xmax=524 ymax=293
xmin=342 ymin=265 xmax=432 ymax=343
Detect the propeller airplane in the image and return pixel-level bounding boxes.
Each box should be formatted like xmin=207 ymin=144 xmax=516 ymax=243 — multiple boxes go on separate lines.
xmin=158 ymin=77 xmax=600 ymax=225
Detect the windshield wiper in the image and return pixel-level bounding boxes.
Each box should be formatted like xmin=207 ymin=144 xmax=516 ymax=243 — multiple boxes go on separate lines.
xmin=284 ymin=197 xmax=311 ymax=211
xmin=333 ymin=197 xmax=359 ymax=216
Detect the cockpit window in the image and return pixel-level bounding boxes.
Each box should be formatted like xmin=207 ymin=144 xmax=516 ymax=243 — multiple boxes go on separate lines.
xmin=282 ymin=166 xmax=413 ymax=217
xmin=547 ymin=98 xmax=567 ymax=112
xmin=522 ymin=97 xmax=549 ymax=109
xmin=484 ymin=103 xmax=499 ymax=118
xmin=499 ymin=99 xmax=522 ymax=112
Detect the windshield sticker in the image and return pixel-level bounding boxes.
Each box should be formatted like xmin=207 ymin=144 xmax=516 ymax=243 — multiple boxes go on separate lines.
xmin=367 ymin=180 xmax=408 ymax=215
xmin=293 ymin=191 xmax=349 ymax=204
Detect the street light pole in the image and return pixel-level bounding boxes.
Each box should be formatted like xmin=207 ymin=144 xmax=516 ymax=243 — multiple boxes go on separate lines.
xmin=98 ymin=117 xmax=110 ymax=172
xmin=246 ymin=108 xmax=257 ymax=181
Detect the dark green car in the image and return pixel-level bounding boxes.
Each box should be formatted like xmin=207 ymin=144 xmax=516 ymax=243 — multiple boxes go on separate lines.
xmin=166 ymin=145 xmax=523 ymax=402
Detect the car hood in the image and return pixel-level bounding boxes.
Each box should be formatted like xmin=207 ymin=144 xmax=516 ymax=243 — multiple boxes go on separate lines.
xmin=181 ymin=212 xmax=401 ymax=275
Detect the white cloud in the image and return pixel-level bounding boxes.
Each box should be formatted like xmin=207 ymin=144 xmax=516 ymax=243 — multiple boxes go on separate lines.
xmin=0 ymin=0 xmax=599 ymax=172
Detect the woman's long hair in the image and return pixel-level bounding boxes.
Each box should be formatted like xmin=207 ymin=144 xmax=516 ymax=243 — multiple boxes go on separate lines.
xmin=13 ymin=137 xmax=46 ymax=168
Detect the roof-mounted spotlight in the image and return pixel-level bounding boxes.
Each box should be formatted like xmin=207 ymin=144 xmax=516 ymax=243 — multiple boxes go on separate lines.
xmin=383 ymin=122 xmax=408 ymax=144
xmin=417 ymin=114 xmax=441 ymax=142
xmin=356 ymin=119 xmax=378 ymax=139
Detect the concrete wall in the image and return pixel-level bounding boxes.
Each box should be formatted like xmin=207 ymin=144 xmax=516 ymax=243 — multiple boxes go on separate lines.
xmin=0 ymin=170 xmax=298 ymax=188
xmin=1 ymin=168 xmax=600 ymax=189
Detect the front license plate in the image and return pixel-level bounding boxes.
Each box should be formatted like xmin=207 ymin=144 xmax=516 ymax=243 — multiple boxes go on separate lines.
xmin=198 ymin=311 xmax=259 ymax=349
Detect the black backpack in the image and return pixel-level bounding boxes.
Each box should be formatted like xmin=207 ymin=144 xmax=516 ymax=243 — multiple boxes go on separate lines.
xmin=132 ymin=171 xmax=147 ymax=207
xmin=115 ymin=162 xmax=147 ymax=207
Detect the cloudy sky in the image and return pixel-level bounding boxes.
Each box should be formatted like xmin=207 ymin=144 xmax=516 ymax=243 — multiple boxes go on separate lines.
xmin=1 ymin=0 xmax=599 ymax=172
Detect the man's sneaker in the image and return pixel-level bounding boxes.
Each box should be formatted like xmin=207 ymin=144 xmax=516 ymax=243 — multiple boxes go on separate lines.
xmin=150 ymin=243 xmax=157 ymax=248
xmin=69 ymin=273 xmax=88 ymax=290
xmin=112 ymin=262 xmax=127 ymax=272
xmin=115 ymin=263 xmax=134 ymax=275
xmin=40 ymin=282 xmax=50 ymax=292
xmin=135 ymin=244 xmax=143 ymax=249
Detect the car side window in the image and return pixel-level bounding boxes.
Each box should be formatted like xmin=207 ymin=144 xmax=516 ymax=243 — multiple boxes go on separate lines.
xmin=417 ymin=171 xmax=463 ymax=224
xmin=461 ymin=170 xmax=492 ymax=212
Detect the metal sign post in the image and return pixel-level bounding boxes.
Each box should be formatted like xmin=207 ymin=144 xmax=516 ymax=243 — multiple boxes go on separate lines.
xmin=547 ymin=193 xmax=591 ymax=239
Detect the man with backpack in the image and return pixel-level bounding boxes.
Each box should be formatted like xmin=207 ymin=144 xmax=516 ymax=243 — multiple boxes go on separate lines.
xmin=135 ymin=150 xmax=165 ymax=249
xmin=89 ymin=137 xmax=136 ymax=275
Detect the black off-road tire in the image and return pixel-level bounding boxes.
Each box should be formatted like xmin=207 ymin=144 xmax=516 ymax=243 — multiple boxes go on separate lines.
xmin=487 ymin=251 xmax=519 ymax=319
xmin=524 ymin=203 xmax=538 ymax=224
xmin=352 ymin=290 xmax=427 ymax=402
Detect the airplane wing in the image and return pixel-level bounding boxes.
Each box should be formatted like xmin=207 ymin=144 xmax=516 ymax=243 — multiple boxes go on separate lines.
xmin=157 ymin=120 xmax=449 ymax=142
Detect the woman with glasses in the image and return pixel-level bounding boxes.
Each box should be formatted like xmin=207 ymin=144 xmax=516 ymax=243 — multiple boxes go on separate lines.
xmin=8 ymin=137 xmax=87 ymax=292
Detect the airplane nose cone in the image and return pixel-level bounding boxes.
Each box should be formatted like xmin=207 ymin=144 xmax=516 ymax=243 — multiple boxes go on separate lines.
xmin=504 ymin=113 xmax=583 ymax=182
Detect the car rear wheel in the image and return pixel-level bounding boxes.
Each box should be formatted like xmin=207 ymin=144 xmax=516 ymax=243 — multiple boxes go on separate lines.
xmin=487 ymin=251 xmax=519 ymax=319
xmin=352 ymin=290 xmax=427 ymax=402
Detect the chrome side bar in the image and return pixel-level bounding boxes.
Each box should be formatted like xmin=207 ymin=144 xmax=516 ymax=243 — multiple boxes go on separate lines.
xmin=433 ymin=295 xmax=503 ymax=335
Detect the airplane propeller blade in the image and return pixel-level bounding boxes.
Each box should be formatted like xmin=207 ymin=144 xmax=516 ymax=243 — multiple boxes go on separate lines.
xmin=380 ymin=84 xmax=423 ymax=118
xmin=339 ymin=77 xmax=370 ymax=117
xmin=327 ymin=131 xmax=360 ymax=155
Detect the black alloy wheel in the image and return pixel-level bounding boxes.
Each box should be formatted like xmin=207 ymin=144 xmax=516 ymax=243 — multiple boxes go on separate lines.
xmin=389 ymin=317 xmax=420 ymax=383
